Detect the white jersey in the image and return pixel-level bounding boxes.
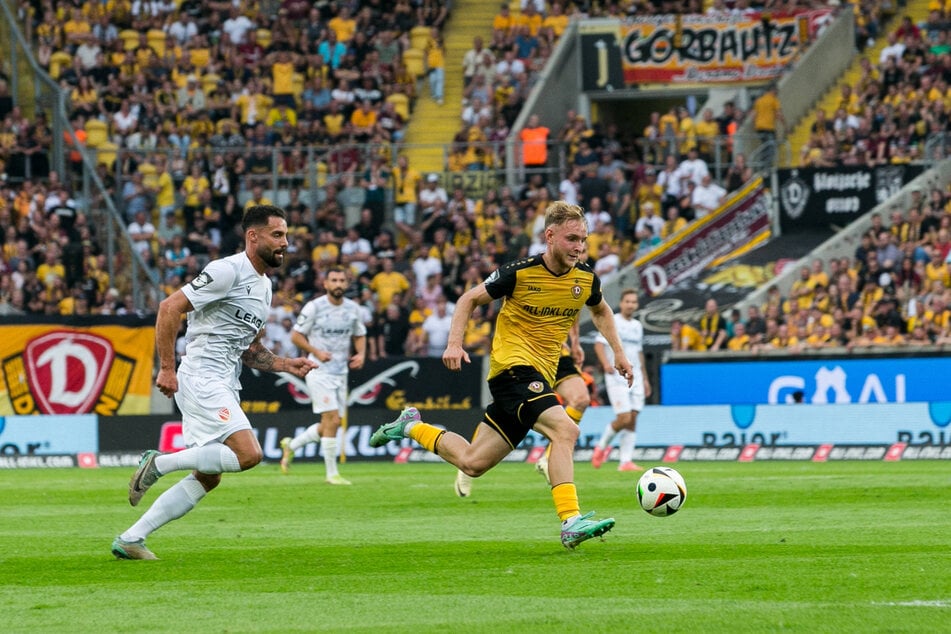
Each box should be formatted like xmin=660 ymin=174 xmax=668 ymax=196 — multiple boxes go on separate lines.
xmin=179 ymin=252 xmax=272 ymax=390
xmin=596 ymin=312 xmax=645 ymax=388
xmin=293 ymin=294 xmax=367 ymax=376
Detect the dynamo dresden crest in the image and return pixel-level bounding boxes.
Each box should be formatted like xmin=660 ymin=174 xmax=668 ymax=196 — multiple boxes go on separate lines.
xmin=4 ymin=330 xmax=135 ymax=415
xmin=779 ymin=172 xmax=809 ymax=220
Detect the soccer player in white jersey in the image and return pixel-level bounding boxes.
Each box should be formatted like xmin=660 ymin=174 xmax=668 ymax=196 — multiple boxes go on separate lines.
xmin=590 ymin=288 xmax=651 ymax=472
xmin=279 ymin=266 xmax=367 ymax=484
xmin=111 ymin=205 xmax=318 ymax=560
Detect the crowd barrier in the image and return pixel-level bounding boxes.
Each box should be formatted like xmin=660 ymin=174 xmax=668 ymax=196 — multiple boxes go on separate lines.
xmin=661 ymin=353 xmax=950 ymax=405
xmin=3 ymin=399 xmax=948 ymax=468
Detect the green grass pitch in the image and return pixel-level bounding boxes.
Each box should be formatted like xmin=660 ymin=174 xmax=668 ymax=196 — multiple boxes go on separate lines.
xmin=1 ymin=460 xmax=948 ymax=633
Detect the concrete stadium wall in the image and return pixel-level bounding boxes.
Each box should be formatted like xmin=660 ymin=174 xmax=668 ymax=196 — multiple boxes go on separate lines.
xmin=505 ymin=20 xmax=582 ymax=185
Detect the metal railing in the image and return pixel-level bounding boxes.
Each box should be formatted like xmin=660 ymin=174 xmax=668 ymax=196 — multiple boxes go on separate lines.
xmin=104 ymin=132 xmax=781 ymax=213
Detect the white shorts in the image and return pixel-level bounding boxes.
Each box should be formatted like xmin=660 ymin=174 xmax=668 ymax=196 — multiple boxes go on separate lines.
xmin=306 ymin=371 xmax=347 ymax=415
xmin=394 ymin=202 xmax=416 ymax=225
xmin=605 ymin=374 xmax=645 ymax=415
xmin=175 ymin=372 xmax=251 ymax=448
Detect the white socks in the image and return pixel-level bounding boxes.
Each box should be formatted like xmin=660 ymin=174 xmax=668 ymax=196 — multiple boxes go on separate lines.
xmin=618 ymin=431 xmax=637 ymax=465
xmin=289 ymin=424 xmax=320 ymax=451
xmin=597 ymin=425 xmax=618 ymax=451
xmin=122 ymin=474 xmax=206 ymax=542
xmin=154 ymin=443 xmax=242 ymax=475
xmin=322 ymin=437 xmax=339 ymax=477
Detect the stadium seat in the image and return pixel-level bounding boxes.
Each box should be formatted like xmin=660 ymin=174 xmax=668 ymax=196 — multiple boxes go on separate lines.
xmin=49 ymin=50 xmax=71 ymax=80
xmin=96 ymin=142 xmax=118 ymax=169
xmin=119 ymin=29 xmax=139 ymax=51
xmin=386 ymin=92 xmax=410 ymax=120
xmin=256 ymin=28 xmax=272 ymax=49
xmin=147 ymin=29 xmax=166 ymax=57
xmin=402 ymin=48 xmax=425 ymax=78
xmin=84 ymin=119 xmax=109 ymax=149
xmin=410 ymin=25 xmax=430 ymax=52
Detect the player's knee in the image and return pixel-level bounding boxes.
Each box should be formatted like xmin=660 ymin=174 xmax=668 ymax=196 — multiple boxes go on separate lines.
xmin=566 ymin=393 xmax=589 ymax=412
xmin=459 ymin=457 xmax=492 ymax=478
xmin=617 ymin=413 xmax=635 ymax=430
xmin=195 ymin=471 xmax=221 ymax=491
xmin=552 ymin=421 xmax=580 ymax=445
xmin=238 ymin=448 xmax=263 ymax=470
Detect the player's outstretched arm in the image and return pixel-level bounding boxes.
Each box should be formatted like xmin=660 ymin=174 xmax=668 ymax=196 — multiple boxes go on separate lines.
xmin=443 ymin=283 xmax=492 ymax=371
xmin=589 ymin=297 xmax=633 ymax=386
xmin=243 ymin=331 xmax=318 ymax=377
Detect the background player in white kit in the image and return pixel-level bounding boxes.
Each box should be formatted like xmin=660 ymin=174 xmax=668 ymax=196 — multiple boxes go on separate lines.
xmin=590 ymin=289 xmax=651 ymax=472
xmin=111 ymin=205 xmax=317 ymax=560
xmin=279 ymin=266 xmax=367 ymax=484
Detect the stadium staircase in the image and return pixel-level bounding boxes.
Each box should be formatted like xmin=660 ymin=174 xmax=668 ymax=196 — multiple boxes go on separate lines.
xmin=400 ymin=0 xmax=498 ymax=175
xmin=784 ymin=0 xmax=932 ymax=166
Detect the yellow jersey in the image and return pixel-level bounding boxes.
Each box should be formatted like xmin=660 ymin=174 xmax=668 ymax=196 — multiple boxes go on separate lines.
xmin=484 ymin=255 xmax=601 ymax=384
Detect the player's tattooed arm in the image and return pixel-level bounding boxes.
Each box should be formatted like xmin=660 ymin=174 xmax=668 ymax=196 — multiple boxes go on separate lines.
xmin=242 ymin=331 xmax=317 ymax=377
xmin=241 ymin=331 xmax=284 ymax=371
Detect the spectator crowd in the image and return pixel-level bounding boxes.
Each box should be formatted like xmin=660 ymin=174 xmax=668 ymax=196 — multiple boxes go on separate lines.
xmin=673 ymin=185 xmax=951 ymax=352
xmin=1 ymin=0 xmax=949 ymax=363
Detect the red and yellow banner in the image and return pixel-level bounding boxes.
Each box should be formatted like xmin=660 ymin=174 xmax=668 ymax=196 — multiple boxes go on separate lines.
xmin=0 ymin=324 xmax=155 ymax=415
xmin=635 ymin=177 xmax=770 ymax=296
xmin=620 ymin=10 xmax=833 ymax=84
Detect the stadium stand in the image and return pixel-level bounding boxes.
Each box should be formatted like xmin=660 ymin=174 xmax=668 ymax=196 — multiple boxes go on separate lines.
xmin=1 ymin=0 xmax=948 ymax=364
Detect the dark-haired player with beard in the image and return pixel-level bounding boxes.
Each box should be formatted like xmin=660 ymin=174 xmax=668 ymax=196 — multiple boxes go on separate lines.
xmin=370 ymin=201 xmax=633 ymax=549
xmin=279 ymin=266 xmax=367 ymax=484
xmin=112 ymin=205 xmax=318 ymax=560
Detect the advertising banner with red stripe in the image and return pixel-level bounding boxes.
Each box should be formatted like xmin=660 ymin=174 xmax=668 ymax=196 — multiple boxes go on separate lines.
xmin=635 ymin=177 xmax=770 ymax=297
xmin=619 ymin=9 xmax=833 ymax=84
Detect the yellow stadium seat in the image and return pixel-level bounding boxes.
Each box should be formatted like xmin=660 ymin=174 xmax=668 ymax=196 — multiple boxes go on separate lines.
xmin=386 ymin=92 xmax=410 ymax=120
xmin=119 ymin=29 xmax=140 ymax=51
xmin=96 ymin=142 xmax=118 ymax=170
xmin=410 ymin=25 xmax=430 ymax=52
xmin=84 ymin=119 xmax=109 ymax=149
xmin=49 ymin=50 xmax=72 ymax=80
xmin=402 ymin=48 xmax=425 ymax=78
xmin=256 ymin=28 xmax=272 ymax=49
xmin=147 ymin=28 xmax=166 ymax=57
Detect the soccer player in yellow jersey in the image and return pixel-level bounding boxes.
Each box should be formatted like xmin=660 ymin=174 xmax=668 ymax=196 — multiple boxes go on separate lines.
xmin=371 ymin=202 xmax=633 ymax=549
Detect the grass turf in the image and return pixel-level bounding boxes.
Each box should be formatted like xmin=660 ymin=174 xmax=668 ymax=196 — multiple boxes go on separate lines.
xmin=0 ymin=460 xmax=948 ymax=633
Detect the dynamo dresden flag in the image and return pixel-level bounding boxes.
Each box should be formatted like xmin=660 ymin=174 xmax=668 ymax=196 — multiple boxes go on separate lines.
xmin=0 ymin=324 xmax=155 ymax=416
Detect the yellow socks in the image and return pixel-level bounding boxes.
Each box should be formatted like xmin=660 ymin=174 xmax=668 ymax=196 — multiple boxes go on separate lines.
xmin=408 ymin=423 xmax=446 ymax=453
xmin=551 ymin=482 xmax=580 ymax=521
xmin=565 ymin=405 xmax=583 ymax=424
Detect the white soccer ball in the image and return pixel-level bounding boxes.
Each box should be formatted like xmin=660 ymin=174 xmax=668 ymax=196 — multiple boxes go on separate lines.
xmin=636 ymin=466 xmax=687 ymax=517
